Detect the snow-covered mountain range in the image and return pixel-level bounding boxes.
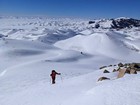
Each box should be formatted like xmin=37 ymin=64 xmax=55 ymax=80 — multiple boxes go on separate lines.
xmin=89 ymin=17 xmax=140 ymax=29
xmin=0 ymin=16 xmax=140 ymax=105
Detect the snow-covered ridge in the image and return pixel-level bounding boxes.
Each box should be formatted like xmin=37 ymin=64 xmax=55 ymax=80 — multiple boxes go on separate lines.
xmin=89 ymin=17 xmax=140 ymax=29
xmin=0 ymin=16 xmax=140 ymax=41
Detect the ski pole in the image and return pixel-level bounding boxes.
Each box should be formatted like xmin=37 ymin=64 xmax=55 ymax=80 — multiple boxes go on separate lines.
xmin=60 ymin=75 xmax=63 ymax=83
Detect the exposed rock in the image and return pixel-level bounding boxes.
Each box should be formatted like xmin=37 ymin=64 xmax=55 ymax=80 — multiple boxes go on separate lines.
xmin=111 ymin=18 xmax=140 ymax=29
xmin=98 ymin=77 xmax=110 ymax=81
xmin=131 ymin=63 xmax=140 ymax=71
xmin=118 ymin=68 xmax=126 ymax=78
xmin=103 ymin=70 xmax=110 ymax=73
xmin=99 ymin=66 xmax=107 ymax=69
xmin=129 ymin=63 xmax=135 ymax=68
xmin=118 ymin=66 xmax=137 ymax=78
xmin=124 ymin=63 xmax=129 ymax=68
xmin=89 ymin=18 xmax=140 ymax=30
xmin=130 ymin=69 xmax=137 ymax=74
xmin=89 ymin=21 xmax=95 ymax=24
xmin=108 ymin=65 xmax=112 ymax=67
xmin=117 ymin=67 xmax=120 ymax=71
xmin=118 ymin=62 xmax=124 ymax=67
xmin=125 ymin=67 xmax=131 ymax=74
xmin=98 ymin=62 xmax=139 ymax=80
xmin=95 ymin=23 xmax=100 ymax=28
xmin=124 ymin=63 xmax=130 ymax=66
xmin=113 ymin=69 xmax=117 ymax=72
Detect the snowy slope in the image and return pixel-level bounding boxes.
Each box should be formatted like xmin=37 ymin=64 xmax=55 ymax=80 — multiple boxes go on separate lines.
xmin=0 ymin=17 xmax=140 ymax=105
xmin=55 ymin=31 xmax=140 ymax=61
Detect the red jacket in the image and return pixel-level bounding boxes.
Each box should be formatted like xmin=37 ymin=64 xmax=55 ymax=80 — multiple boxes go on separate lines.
xmin=50 ymin=71 xmax=60 ymax=79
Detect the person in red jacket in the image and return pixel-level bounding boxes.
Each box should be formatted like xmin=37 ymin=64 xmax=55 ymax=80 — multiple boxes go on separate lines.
xmin=50 ymin=70 xmax=61 ymax=84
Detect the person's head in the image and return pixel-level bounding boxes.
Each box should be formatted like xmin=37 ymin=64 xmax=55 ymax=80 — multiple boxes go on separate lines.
xmin=52 ymin=70 xmax=56 ymax=73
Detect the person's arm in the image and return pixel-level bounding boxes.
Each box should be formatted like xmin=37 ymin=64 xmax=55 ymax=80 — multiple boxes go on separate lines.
xmin=56 ymin=72 xmax=61 ymax=75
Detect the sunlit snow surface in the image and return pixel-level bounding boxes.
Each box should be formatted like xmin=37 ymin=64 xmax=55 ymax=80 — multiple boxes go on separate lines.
xmin=0 ymin=17 xmax=140 ymax=105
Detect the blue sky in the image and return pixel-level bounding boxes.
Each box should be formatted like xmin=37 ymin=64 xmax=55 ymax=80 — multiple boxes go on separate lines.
xmin=0 ymin=0 xmax=140 ymax=19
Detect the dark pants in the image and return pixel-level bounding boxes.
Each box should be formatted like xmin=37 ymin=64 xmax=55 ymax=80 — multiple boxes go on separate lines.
xmin=52 ymin=77 xmax=56 ymax=84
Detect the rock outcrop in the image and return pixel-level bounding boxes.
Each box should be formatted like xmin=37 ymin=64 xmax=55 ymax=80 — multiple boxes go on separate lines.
xmin=103 ymin=70 xmax=110 ymax=73
xmin=98 ymin=62 xmax=139 ymax=81
xmin=89 ymin=17 xmax=140 ymax=29
xmin=98 ymin=77 xmax=110 ymax=81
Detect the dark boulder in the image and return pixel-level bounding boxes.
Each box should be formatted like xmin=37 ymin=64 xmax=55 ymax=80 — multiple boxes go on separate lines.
xmin=89 ymin=21 xmax=95 ymax=24
xmin=118 ymin=63 xmax=124 ymax=67
xmin=108 ymin=65 xmax=112 ymax=67
xmin=99 ymin=66 xmax=107 ymax=69
xmin=98 ymin=77 xmax=110 ymax=81
xmin=113 ymin=69 xmax=117 ymax=72
xmin=103 ymin=70 xmax=110 ymax=73
xmin=95 ymin=23 xmax=100 ymax=28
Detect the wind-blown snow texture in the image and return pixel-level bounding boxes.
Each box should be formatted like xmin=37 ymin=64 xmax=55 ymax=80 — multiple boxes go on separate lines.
xmin=0 ymin=16 xmax=140 ymax=105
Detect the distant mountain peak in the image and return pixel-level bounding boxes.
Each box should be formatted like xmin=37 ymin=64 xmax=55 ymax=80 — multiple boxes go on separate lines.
xmin=115 ymin=17 xmax=130 ymax=20
xmin=89 ymin=17 xmax=140 ymax=29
